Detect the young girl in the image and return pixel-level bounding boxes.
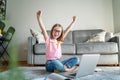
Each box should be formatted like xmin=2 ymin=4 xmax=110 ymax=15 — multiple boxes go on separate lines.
xmin=36 ymin=10 xmax=79 ymax=72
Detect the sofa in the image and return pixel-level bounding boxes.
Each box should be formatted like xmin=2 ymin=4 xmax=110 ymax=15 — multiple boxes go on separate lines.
xmin=27 ymin=29 xmax=120 ymax=65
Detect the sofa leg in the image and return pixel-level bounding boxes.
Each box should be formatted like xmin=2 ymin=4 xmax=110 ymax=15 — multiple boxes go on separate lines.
xmin=118 ymin=63 xmax=120 ymax=66
xmin=114 ymin=64 xmax=118 ymax=66
xmin=28 ymin=64 xmax=35 ymax=66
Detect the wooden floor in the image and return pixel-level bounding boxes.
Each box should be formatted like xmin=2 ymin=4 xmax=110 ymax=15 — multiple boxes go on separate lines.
xmin=0 ymin=61 xmax=119 ymax=72
xmin=0 ymin=61 xmax=41 ymax=72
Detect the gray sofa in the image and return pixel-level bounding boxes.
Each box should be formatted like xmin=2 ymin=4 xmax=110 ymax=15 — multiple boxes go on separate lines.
xmin=27 ymin=29 xmax=120 ymax=65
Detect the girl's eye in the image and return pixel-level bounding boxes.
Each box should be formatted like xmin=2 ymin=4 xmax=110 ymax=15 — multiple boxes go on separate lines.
xmin=54 ymin=30 xmax=61 ymax=33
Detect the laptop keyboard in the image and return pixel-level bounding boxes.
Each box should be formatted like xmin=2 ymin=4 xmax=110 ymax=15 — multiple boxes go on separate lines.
xmin=69 ymin=73 xmax=76 ymax=76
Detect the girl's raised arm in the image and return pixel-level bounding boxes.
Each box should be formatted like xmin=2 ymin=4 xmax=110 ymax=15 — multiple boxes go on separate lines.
xmin=63 ymin=16 xmax=77 ymax=39
xmin=36 ymin=10 xmax=48 ymax=40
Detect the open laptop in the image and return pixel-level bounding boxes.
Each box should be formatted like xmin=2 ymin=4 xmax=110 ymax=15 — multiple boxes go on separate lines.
xmin=60 ymin=54 xmax=100 ymax=79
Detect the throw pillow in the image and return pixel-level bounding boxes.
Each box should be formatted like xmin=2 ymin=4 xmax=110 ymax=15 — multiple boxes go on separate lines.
xmin=30 ymin=28 xmax=44 ymax=44
xmin=114 ymin=32 xmax=120 ymax=37
xmin=105 ymin=32 xmax=114 ymax=41
xmin=86 ymin=31 xmax=106 ymax=42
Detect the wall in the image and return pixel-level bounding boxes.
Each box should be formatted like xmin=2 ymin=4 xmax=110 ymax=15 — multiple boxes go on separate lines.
xmin=4 ymin=0 xmax=114 ymax=61
xmin=112 ymin=0 xmax=120 ymax=33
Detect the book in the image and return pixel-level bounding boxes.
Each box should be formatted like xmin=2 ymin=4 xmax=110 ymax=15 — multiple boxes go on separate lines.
xmin=33 ymin=73 xmax=72 ymax=80
xmin=33 ymin=77 xmax=46 ymax=80
xmin=48 ymin=73 xmax=67 ymax=80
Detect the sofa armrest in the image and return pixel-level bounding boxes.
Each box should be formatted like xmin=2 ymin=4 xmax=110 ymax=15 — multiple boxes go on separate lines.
xmin=107 ymin=36 xmax=119 ymax=43
xmin=27 ymin=37 xmax=37 ymax=65
xmin=108 ymin=36 xmax=120 ymax=64
xmin=107 ymin=36 xmax=120 ymax=49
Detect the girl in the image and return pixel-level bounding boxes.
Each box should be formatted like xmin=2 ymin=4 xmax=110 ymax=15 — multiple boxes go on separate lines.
xmin=36 ymin=10 xmax=79 ymax=72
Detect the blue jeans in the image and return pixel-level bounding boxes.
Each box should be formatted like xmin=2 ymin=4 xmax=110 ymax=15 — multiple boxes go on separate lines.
xmin=45 ymin=56 xmax=79 ymax=72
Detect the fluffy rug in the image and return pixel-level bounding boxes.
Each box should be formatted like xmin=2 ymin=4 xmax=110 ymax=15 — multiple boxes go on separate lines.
xmin=0 ymin=67 xmax=120 ymax=80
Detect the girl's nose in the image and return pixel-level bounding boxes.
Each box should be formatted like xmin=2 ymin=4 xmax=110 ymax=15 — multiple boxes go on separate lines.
xmin=55 ymin=32 xmax=59 ymax=35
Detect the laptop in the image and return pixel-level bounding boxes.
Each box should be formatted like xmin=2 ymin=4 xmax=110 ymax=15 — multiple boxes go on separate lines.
xmin=60 ymin=54 xmax=100 ymax=79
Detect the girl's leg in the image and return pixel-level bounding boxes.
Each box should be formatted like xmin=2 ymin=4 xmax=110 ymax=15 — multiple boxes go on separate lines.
xmin=61 ymin=56 xmax=79 ymax=68
xmin=46 ymin=57 xmax=79 ymax=72
xmin=46 ymin=60 xmax=65 ymax=72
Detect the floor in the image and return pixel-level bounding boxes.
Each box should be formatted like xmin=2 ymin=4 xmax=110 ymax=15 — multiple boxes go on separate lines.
xmin=1 ymin=66 xmax=120 ymax=80
xmin=0 ymin=61 xmax=42 ymax=72
xmin=0 ymin=61 xmax=119 ymax=72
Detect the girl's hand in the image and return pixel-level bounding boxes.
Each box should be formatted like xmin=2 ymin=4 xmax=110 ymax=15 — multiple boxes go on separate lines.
xmin=73 ymin=16 xmax=76 ymax=22
xmin=37 ymin=10 xmax=42 ymax=18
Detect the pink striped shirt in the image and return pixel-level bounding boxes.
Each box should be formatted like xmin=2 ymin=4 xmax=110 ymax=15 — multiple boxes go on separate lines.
xmin=45 ymin=36 xmax=62 ymax=60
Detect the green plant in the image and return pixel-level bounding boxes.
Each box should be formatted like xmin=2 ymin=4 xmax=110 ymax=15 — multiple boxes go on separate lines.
xmin=0 ymin=44 xmax=26 ymax=80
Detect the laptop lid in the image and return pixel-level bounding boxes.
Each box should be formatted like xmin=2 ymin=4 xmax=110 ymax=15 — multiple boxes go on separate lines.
xmin=75 ymin=54 xmax=100 ymax=78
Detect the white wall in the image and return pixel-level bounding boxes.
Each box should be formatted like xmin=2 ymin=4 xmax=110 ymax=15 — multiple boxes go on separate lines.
xmin=112 ymin=0 xmax=120 ymax=33
xmin=4 ymin=0 xmax=114 ymax=61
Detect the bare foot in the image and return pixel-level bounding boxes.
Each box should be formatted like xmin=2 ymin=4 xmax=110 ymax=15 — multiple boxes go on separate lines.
xmin=54 ymin=65 xmax=79 ymax=73
xmin=69 ymin=66 xmax=79 ymax=72
xmin=54 ymin=69 xmax=59 ymax=73
xmin=65 ymin=65 xmax=79 ymax=72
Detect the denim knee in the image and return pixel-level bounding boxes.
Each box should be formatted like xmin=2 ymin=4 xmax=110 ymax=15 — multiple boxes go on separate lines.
xmin=75 ymin=56 xmax=80 ymax=64
xmin=45 ymin=60 xmax=54 ymax=72
xmin=53 ymin=60 xmax=65 ymax=72
xmin=64 ymin=56 xmax=79 ymax=68
xmin=45 ymin=60 xmax=65 ymax=72
xmin=70 ymin=56 xmax=79 ymax=67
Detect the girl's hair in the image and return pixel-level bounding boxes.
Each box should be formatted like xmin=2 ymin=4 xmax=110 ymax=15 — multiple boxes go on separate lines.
xmin=50 ymin=23 xmax=64 ymax=41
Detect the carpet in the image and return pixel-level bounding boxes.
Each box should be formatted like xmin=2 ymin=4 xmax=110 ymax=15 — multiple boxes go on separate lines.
xmin=0 ymin=67 xmax=120 ymax=80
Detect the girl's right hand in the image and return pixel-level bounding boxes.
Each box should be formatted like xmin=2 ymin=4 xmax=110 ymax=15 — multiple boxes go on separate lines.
xmin=37 ymin=10 xmax=42 ymax=18
xmin=72 ymin=16 xmax=76 ymax=22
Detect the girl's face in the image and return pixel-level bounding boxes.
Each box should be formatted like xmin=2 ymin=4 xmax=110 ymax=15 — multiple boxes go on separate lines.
xmin=52 ymin=26 xmax=62 ymax=39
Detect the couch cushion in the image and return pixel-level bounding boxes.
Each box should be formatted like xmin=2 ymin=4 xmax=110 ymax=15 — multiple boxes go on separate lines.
xmin=76 ymin=42 xmax=118 ymax=54
xmin=63 ymin=31 xmax=73 ymax=44
xmin=73 ymin=29 xmax=103 ymax=43
xmin=34 ymin=43 xmax=75 ymax=55
xmin=34 ymin=43 xmax=46 ymax=54
xmin=61 ymin=44 xmax=75 ymax=54
xmin=34 ymin=55 xmax=46 ymax=64
xmin=33 ymin=54 xmax=118 ymax=65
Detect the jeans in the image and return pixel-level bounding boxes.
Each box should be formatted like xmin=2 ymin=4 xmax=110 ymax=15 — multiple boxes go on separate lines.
xmin=45 ymin=56 xmax=79 ymax=72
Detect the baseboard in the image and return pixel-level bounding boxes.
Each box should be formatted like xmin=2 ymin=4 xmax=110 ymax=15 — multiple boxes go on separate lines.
xmin=1 ymin=61 xmax=120 ymax=67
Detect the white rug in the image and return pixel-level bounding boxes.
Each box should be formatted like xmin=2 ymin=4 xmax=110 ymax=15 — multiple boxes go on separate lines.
xmin=0 ymin=67 xmax=120 ymax=80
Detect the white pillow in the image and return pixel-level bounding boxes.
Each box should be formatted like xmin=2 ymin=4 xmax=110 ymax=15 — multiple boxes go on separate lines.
xmin=105 ymin=32 xmax=114 ymax=41
xmin=30 ymin=28 xmax=44 ymax=44
xmin=114 ymin=32 xmax=120 ymax=37
xmin=109 ymin=32 xmax=114 ymax=38
xmin=86 ymin=31 xmax=106 ymax=42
